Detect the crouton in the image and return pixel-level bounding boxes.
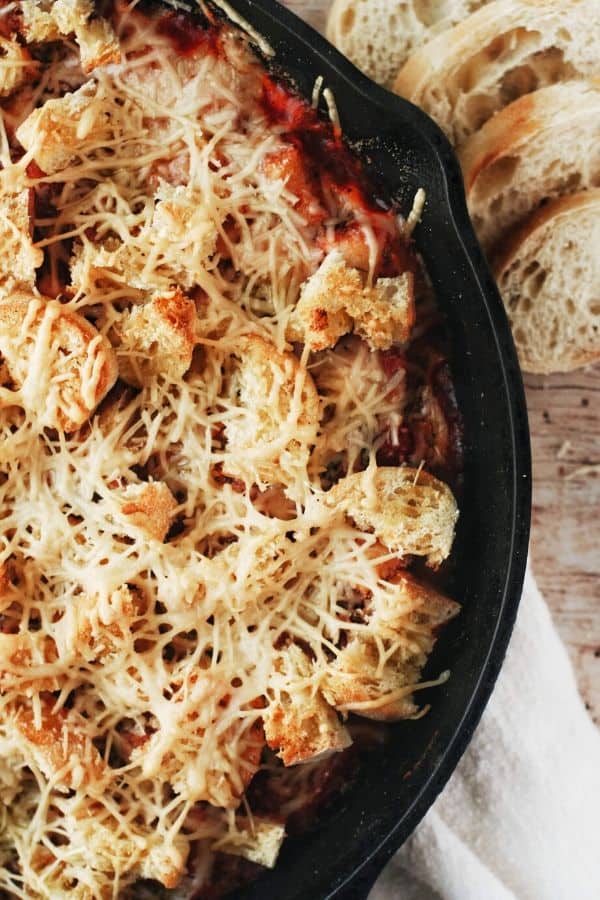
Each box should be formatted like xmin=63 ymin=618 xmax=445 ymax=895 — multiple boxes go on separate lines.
xmin=72 ymin=585 xmax=148 ymax=659
xmin=0 ymin=632 xmax=60 ymax=693
xmin=153 ymin=182 xmax=216 ymax=251
xmin=215 ymin=818 xmax=286 ymax=869
xmin=0 ymin=294 xmax=118 ymax=431
xmin=76 ymin=14 xmax=121 ymax=73
xmin=19 ymin=2 xmax=61 ymax=42
xmin=115 ymin=288 xmax=198 ymax=387
xmin=0 ymin=189 xmax=43 ymax=289
xmin=288 ymin=250 xmax=358 ymax=350
xmin=16 ymin=81 xmax=110 ymax=174
xmin=36 ymin=798 xmax=189 ymax=892
xmin=14 ymin=697 xmax=107 ymax=789
xmin=121 ymin=481 xmax=177 ymax=542
xmin=51 ymin=0 xmax=121 ymax=72
xmin=263 ymin=645 xmax=351 ymax=766
xmin=0 ymin=37 xmax=38 ymax=97
xmin=224 ymin=333 xmax=321 ymax=479
xmin=324 ymin=466 xmax=458 ymax=567
xmin=323 ymin=572 xmax=458 ymax=720
xmin=21 ymin=1 xmax=120 ymax=72
xmin=290 ymin=251 xmax=415 ymax=351
xmin=355 ymin=272 xmax=415 ymax=348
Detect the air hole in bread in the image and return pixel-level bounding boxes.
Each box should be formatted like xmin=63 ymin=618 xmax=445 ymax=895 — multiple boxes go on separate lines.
xmin=522 ymin=260 xmax=539 ymax=279
xmin=412 ymin=0 xmax=436 ymax=28
xmin=528 ymin=270 xmax=547 ymax=299
xmin=500 ymin=48 xmax=576 ymax=107
xmin=340 ymin=6 xmax=355 ymax=35
xmin=463 ymin=92 xmax=498 ymax=135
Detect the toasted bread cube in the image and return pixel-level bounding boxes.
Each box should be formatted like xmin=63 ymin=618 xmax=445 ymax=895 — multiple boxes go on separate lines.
xmin=352 ymin=272 xmax=415 ymax=349
xmin=0 ymin=38 xmax=37 ymax=97
xmin=0 ymin=294 xmax=118 ymax=431
xmin=289 ymin=250 xmax=357 ymax=350
xmin=34 ymin=798 xmax=189 ymax=892
xmin=0 ymin=632 xmax=60 ymax=692
xmin=322 ymin=634 xmax=420 ymax=720
xmin=51 ymin=0 xmax=121 ymax=72
xmin=70 ymin=585 xmax=147 ymax=660
xmin=325 ymin=466 xmax=458 ymax=567
xmin=116 ymin=288 xmax=198 ymax=386
xmin=16 ymin=81 xmax=110 ymax=174
xmin=19 ymin=2 xmax=61 ymax=42
xmin=215 ymin=818 xmax=286 ymax=869
xmin=323 ymin=572 xmax=458 ymax=720
xmin=0 ymin=189 xmax=43 ymax=289
xmin=371 ymin=570 xmax=460 ymax=637
xmin=76 ymin=15 xmax=121 ymax=72
xmin=224 ymin=333 xmax=321 ymax=482
xmin=264 ymin=645 xmax=351 ymax=766
xmin=14 ymin=697 xmax=107 ymax=789
xmin=153 ymin=183 xmax=216 ymax=250
xmin=121 ymin=481 xmax=177 ymax=542
xmin=291 ymin=251 xmax=415 ymax=351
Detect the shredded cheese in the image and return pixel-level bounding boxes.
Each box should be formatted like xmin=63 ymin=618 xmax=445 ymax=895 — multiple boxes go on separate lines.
xmin=0 ymin=3 xmax=459 ymax=897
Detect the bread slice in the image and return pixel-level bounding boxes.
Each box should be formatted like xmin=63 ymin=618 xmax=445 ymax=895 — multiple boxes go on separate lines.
xmin=493 ymin=189 xmax=600 ymax=373
xmin=461 ymin=80 xmax=600 ymax=252
xmin=394 ymin=0 xmax=600 ymax=146
xmin=326 ymin=0 xmax=490 ymax=89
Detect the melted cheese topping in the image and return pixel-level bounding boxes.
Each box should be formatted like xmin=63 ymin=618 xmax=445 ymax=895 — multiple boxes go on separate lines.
xmin=0 ymin=3 xmax=457 ymax=897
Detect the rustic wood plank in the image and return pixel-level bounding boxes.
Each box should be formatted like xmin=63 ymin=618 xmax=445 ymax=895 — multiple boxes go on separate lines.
xmin=282 ymin=0 xmax=600 ymax=723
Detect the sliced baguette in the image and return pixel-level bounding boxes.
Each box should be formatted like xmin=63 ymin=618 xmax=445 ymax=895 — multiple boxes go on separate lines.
xmin=461 ymin=80 xmax=600 ymax=252
xmin=326 ymin=0 xmax=490 ymax=89
xmin=494 ymin=189 xmax=600 ymax=374
xmin=394 ymin=0 xmax=600 ymax=146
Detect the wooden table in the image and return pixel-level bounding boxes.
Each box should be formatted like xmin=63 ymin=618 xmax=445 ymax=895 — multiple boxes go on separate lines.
xmin=283 ymin=0 xmax=600 ymax=723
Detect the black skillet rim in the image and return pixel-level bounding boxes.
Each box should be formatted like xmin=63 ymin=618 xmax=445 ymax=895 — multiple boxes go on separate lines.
xmin=144 ymin=1 xmax=532 ymax=896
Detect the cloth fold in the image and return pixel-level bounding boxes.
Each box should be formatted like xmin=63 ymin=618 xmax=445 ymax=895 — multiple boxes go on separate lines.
xmin=370 ymin=566 xmax=600 ymax=900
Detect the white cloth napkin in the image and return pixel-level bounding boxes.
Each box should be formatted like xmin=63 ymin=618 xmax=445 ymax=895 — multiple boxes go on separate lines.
xmin=369 ymin=565 xmax=600 ymax=900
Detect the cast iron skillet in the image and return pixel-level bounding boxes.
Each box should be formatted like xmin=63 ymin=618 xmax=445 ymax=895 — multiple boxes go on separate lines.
xmin=154 ymin=1 xmax=532 ymax=896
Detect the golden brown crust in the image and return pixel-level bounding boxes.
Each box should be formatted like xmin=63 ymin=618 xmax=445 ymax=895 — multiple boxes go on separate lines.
xmin=14 ymin=698 xmax=108 ymax=789
xmin=225 ymin=333 xmax=321 ymax=462
xmin=115 ymin=288 xmax=198 ymax=386
xmin=322 ymin=571 xmax=459 ymax=721
xmin=15 ymin=82 xmax=110 ymax=174
xmin=121 ymin=481 xmax=178 ymax=541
